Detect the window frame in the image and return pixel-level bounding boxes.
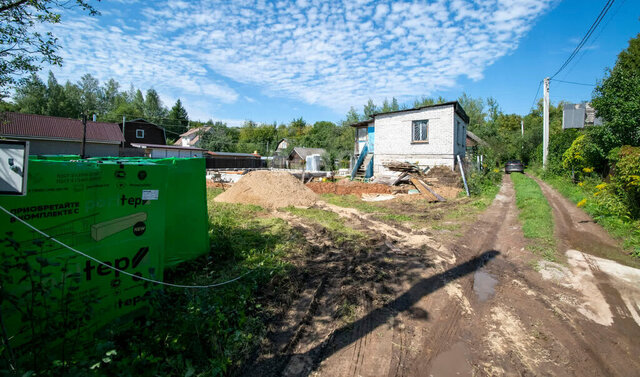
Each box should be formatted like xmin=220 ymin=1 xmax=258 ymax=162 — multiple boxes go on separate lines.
xmin=136 ymin=129 xmax=145 ymax=139
xmin=411 ymin=119 xmax=429 ymax=143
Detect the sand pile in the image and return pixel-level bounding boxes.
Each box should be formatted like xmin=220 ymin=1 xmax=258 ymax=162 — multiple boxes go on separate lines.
xmin=214 ymin=170 xmax=317 ymax=208
xmin=425 ymin=166 xmax=463 ymax=188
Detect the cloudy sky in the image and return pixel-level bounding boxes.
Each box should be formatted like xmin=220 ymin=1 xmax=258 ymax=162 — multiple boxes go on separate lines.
xmin=46 ymin=0 xmax=639 ymax=125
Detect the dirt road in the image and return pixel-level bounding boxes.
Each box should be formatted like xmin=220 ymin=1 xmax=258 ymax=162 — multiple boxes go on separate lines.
xmin=243 ymin=175 xmax=640 ymax=376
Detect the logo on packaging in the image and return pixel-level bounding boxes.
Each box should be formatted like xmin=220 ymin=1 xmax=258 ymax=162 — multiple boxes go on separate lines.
xmin=133 ymin=221 xmax=146 ymax=236
xmin=115 ymin=170 xmax=126 ymax=178
xmin=120 ymin=194 xmax=146 ymax=208
xmin=83 ymin=247 xmax=149 ymax=281
xmin=138 ymin=170 xmax=147 ymax=180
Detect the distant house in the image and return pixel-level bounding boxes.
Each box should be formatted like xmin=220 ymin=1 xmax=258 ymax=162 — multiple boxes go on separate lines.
xmin=0 ymin=112 xmax=124 ymax=157
xmin=288 ymin=147 xmax=326 ymax=169
xmin=562 ymin=103 xmax=603 ymax=129
xmin=350 ymin=101 xmax=469 ymax=178
xmin=120 ymin=118 xmax=166 ymax=147
xmin=274 ymin=138 xmax=290 ymax=155
xmin=176 ymin=127 xmax=211 ymax=148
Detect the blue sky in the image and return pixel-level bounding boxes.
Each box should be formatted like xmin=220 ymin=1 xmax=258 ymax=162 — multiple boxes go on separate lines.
xmin=45 ymin=0 xmax=639 ymax=126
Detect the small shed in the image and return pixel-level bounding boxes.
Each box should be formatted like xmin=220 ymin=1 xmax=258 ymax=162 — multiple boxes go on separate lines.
xmin=288 ymin=147 xmax=326 ymax=169
xmin=274 ymin=138 xmax=290 ymax=155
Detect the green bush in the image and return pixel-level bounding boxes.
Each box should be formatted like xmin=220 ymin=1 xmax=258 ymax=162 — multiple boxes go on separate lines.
xmin=610 ymin=146 xmax=640 ymax=218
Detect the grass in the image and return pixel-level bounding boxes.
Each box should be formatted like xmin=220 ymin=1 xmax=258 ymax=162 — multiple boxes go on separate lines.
xmin=284 ymin=206 xmax=364 ymax=243
xmin=533 ymin=171 xmax=640 ymax=260
xmin=510 ymin=173 xmax=557 ymax=261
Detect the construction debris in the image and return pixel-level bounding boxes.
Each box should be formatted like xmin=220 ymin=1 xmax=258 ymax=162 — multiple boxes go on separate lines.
xmin=214 ymin=170 xmax=318 ymax=208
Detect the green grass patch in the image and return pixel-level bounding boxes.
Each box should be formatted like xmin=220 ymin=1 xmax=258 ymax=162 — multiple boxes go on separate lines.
xmin=284 ymin=206 xmax=363 ymax=243
xmin=321 ymin=193 xmax=386 ymax=213
xmin=511 ymin=173 xmax=557 ymax=261
xmin=536 ymin=172 xmax=640 ymax=259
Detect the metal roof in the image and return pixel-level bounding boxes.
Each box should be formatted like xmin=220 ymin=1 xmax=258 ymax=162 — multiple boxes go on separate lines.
xmin=206 ymin=151 xmax=261 ymax=158
xmin=349 ymin=101 xmax=470 ymax=126
xmin=290 ymin=147 xmax=326 ymax=159
xmin=0 ymin=112 xmax=125 ymax=144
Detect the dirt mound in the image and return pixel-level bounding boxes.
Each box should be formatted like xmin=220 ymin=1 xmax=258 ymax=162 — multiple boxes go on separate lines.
xmin=306 ymin=180 xmax=393 ymax=196
xmin=214 ymin=171 xmax=317 ymax=208
xmin=425 ymin=166 xmax=462 ymax=188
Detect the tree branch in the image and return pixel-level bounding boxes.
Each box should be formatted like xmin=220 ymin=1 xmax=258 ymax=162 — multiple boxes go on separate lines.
xmin=0 ymin=0 xmax=30 ymax=14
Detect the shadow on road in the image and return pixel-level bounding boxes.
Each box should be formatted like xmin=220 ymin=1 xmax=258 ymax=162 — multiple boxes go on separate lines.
xmin=244 ymin=249 xmax=500 ymax=377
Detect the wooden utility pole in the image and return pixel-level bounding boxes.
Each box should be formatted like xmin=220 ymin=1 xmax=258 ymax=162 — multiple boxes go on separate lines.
xmin=543 ymin=77 xmax=550 ymax=169
xmin=81 ymin=114 xmax=88 ymax=159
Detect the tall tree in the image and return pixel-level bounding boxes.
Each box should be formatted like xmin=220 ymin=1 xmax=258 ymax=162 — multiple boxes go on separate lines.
xmin=363 ymin=99 xmax=378 ymax=118
xmin=143 ymin=88 xmax=166 ymax=120
xmin=0 ymin=1 xmax=99 ymax=97
xmin=168 ymin=99 xmax=189 ymax=134
xmin=14 ymin=74 xmax=47 ymax=114
xmin=78 ymin=73 xmax=101 ymax=114
xmin=592 ymin=33 xmax=640 ymax=148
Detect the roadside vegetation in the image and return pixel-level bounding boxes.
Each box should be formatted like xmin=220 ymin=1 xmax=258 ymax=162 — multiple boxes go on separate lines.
xmin=511 ymin=173 xmax=556 ymax=261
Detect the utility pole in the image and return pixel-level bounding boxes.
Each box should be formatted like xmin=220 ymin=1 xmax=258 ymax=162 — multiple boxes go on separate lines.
xmin=81 ymin=113 xmax=88 ymax=159
xmin=521 ymin=120 xmax=524 ymax=137
xmin=543 ymin=77 xmax=550 ymax=169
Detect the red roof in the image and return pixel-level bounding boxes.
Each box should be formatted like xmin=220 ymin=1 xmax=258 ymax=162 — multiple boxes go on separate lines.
xmin=0 ymin=112 xmax=125 ymax=144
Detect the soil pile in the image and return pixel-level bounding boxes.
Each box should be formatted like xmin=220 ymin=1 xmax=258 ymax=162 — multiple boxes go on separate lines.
xmin=214 ymin=171 xmax=317 ymax=208
xmin=306 ymin=180 xmax=393 ymax=196
xmin=424 ymin=166 xmax=463 ymax=187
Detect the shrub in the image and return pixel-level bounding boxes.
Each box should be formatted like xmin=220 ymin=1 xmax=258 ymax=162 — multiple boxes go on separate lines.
xmin=562 ymin=134 xmax=606 ymax=178
xmin=610 ymin=146 xmax=640 ymax=218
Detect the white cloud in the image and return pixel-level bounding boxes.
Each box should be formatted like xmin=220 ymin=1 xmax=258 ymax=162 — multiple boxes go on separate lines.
xmin=49 ymin=0 xmax=554 ymax=115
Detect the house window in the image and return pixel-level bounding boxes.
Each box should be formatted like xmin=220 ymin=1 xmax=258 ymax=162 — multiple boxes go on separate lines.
xmin=136 ymin=129 xmax=144 ymax=139
xmin=412 ymin=120 xmax=428 ymax=142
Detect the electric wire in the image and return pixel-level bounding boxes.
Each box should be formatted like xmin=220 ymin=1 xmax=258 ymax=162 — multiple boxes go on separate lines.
xmin=550 ymin=0 xmax=616 ymax=80
xmin=549 ymin=79 xmax=596 ymax=87
xmin=0 ymin=205 xmax=255 ymax=289
xmin=529 ymin=80 xmax=543 ymax=111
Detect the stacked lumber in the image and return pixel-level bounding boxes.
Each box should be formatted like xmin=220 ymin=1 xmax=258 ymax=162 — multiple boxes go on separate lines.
xmin=382 ymin=161 xmax=446 ymax=202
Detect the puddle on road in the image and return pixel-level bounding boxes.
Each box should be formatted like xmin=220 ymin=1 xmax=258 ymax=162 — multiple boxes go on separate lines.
xmin=429 ymin=341 xmax=472 ymax=377
xmin=474 ymin=269 xmax=498 ymax=302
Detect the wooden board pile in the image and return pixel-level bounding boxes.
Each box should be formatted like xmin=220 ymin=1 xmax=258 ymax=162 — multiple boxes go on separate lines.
xmin=383 ymin=162 xmax=447 ymax=202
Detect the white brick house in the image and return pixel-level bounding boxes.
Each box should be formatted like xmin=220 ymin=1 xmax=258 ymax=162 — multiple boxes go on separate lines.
xmin=351 ymin=101 xmax=469 ymax=177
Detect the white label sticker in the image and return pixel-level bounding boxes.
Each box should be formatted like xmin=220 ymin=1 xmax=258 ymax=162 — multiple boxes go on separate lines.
xmin=142 ymin=190 xmax=159 ymax=200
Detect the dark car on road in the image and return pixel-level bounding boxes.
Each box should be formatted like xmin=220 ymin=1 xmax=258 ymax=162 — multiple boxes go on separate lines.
xmin=505 ymin=160 xmax=525 ymax=174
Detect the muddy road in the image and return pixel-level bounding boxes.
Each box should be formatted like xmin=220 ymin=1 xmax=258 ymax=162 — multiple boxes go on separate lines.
xmin=242 ymin=175 xmax=640 ymax=376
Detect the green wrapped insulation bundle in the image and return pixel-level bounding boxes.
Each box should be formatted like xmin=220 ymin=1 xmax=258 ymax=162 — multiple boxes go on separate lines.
xmin=0 ymin=157 xmax=208 ymax=353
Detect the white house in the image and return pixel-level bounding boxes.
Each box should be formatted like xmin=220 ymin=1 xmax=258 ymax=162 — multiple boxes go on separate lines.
xmin=351 ymin=101 xmax=469 ymax=178
xmin=176 ymin=127 xmax=211 ymax=147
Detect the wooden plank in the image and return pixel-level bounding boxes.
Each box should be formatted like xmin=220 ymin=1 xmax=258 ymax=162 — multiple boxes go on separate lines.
xmin=409 ymin=177 xmax=437 ymax=201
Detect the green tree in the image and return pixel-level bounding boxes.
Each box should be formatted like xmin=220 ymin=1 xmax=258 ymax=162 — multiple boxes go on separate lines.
xmin=78 ymin=73 xmax=101 ymax=113
xmin=14 ymin=73 xmax=47 ymax=114
xmin=143 ymin=88 xmax=167 ymax=120
xmin=363 ymin=99 xmax=378 ymax=118
xmin=0 ymin=0 xmax=99 ymax=97
xmin=591 ymin=34 xmax=640 ymax=148
xmin=168 ymin=99 xmax=189 ymax=135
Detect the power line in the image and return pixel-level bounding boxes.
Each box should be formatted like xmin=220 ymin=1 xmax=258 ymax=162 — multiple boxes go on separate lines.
xmin=558 ymin=0 xmax=627 ymax=80
xmin=529 ymin=80 xmax=543 ymax=111
xmin=549 ymin=79 xmax=596 ymax=87
xmin=550 ymin=0 xmax=616 ymax=80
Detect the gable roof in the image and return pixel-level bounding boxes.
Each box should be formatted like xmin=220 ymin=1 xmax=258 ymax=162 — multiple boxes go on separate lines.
xmin=120 ymin=118 xmax=165 ymax=131
xmin=466 ymin=130 xmax=488 ymax=147
xmin=180 ymin=126 xmax=211 ymax=137
xmin=350 ymin=101 xmax=470 ymax=126
xmin=0 ymin=112 xmax=124 ymax=144
xmin=289 ymin=147 xmax=326 ymax=160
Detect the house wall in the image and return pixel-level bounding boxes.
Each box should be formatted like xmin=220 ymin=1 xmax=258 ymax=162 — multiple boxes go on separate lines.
xmin=373 ymin=105 xmax=456 ymax=172
xmin=121 ymin=121 xmax=165 ymax=147
xmin=23 ymin=139 xmax=119 ymax=157
xmin=453 ymin=112 xmax=467 ymax=159
xmin=149 ymin=148 xmax=203 ymax=158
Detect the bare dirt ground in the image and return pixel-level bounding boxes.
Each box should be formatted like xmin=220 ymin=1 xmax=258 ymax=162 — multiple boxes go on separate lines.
xmin=241 ymin=175 xmax=640 ymax=376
